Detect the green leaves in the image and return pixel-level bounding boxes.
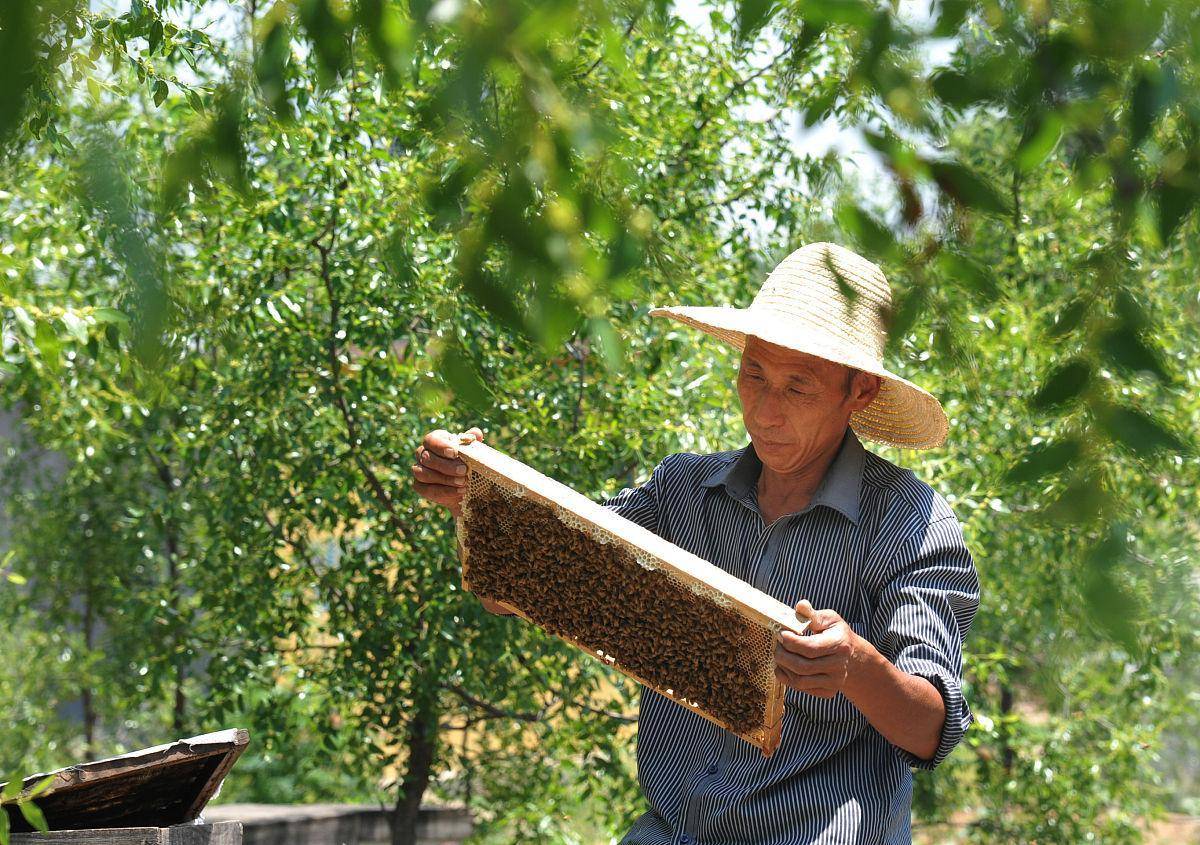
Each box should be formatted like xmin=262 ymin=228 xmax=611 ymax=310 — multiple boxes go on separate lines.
xmin=937 ymin=250 xmax=1000 ymax=302
xmin=1098 ymin=324 xmax=1171 ymax=383
xmin=439 ymin=338 xmax=492 ymax=415
xmin=33 ymin=320 xmax=62 ymax=375
xmin=1094 ymin=402 xmax=1186 ymax=458
xmin=1154 ymin=150 xmax=1200 ymax=244
xmin=859 ymin=129 xmax=1012 ymax=222
xmin=1047 ymin=298 xmax=1090 ymax=339
xmin=927 ymin=160 xmax=1012 ymax=217
xmin=835 ymin=202 xmax=897 ymax=263
xmin=254 ymin=5 xmax=293 ymax=120
xmin=59 ymin=312 xmax=87 ymax=345
xmin=92 ymin=307 xmax=130 ymax=328
xmin=798 ymin=0 xmax=875 ymax=27
xmin=735 ymin=0 xmax=777 ymax=44
xmin=10 ymin=307 xmax=35 ymax=339
xmin=1015 ymin=111 xmax=1063 ymax=174
xmin=931 ymin=0 xmax=969 ymax=37
xmin=297 ymin=0 xmax=352 ymax=90
xmin=0 ymin=772 xmax=51 ymax=845
xmin=1128 ymin=61 xmax=1177 ymax=149
xmin=353 ymin=0 xmax=412 ymax=86
xmin=1080 ymin=524 xmax=1141 ymax=651
xmin=0 ymin=0 xmax=37 ymax=150
xmin=1005 ymin=437 xmax=1083 ymax=484
xmin=16 ymin=800 xmax=46 ymax=833
xmin=160 ymin=83 xmax=251 ymax=212
xmin=75 ymin=129 xmax=171 ymax=368
xmin=1030 ymin=359 xmax=1091 ymax=410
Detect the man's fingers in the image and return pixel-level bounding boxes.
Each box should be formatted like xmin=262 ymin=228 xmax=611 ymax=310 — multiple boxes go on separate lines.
xmin=412 ymin=479 xmax=463 ymax=506
xmin=423 ymin=428 xmax=461 ymax=458
xmin=416 ymin=446 xmax=468 ymax=478
xmin=778 ymin=628 xmax=842 ymax=658
xmin=412 ymin=478 xmax=460 ymax=503
xmin=775 ymin=667 xmax=836 ymax=697
xmin=412 ymin=463 xmax=465 ymax=489
xmin=776 ymin=665 xmax=834 ymax=687
xmin=794 ymin=599 xmax=841 ymax=633
xmin=775 ymin=647 xmax=841 ymax=676
xmin=412 ymin=427 xmax=486 ymax=512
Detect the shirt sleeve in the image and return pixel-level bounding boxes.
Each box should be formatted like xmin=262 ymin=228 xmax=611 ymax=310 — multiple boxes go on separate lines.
xmin=598 ymin=453 xmax=673 ymax=537
xmin=870 ymin=514 xmax=980 ymax=770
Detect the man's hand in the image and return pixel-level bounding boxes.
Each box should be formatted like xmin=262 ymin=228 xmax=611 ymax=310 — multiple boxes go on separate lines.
xmin=411 ymin=426 xmax=511 ymax=617
xmin=775 ymin=598 xmax=946 ymax=761
xmin=774 ymin=599 xmax=864 ymax=699
xmin=411 ymin=427 xmax=484 ymax=518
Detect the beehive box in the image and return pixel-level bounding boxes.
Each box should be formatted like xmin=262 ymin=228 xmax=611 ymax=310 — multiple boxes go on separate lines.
xmin=453 ymin=440 xmax=810 ymax=757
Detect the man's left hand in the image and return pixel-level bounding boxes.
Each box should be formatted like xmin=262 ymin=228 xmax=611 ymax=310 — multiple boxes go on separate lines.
xmin=774 ymin=599 xmax=865 ymax=700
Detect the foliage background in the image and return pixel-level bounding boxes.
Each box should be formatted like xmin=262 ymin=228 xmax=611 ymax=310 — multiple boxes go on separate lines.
xmin=1 ymin=0 xmax=1197 ymax=842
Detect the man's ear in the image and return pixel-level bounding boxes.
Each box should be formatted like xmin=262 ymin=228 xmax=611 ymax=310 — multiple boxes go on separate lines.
xmin=849 ymin=372 xmax=883 ymax=412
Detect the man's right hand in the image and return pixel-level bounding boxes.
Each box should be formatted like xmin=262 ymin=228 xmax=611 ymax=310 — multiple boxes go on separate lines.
xmin=411 ymin=426 xmax=512 ymax=617
xmin=411 ymin=427 xmax=483 ymax=518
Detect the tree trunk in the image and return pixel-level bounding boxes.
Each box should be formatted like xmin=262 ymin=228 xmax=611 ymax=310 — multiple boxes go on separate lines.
xmin=390 ymin=696 xmax=440 ymax=845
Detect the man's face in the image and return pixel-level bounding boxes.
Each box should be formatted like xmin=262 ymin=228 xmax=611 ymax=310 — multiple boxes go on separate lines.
xmin=736 ymin=335 xmax=880 ymax=476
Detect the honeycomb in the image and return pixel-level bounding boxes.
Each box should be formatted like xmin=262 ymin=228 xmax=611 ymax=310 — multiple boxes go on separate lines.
xmin=455 ymin=442 xmax=796 ymax=755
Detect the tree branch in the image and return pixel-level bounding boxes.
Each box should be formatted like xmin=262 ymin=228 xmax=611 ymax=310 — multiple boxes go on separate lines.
xmin=313 ymin=202 xmax=410 ymax=541
xmin=664 ymin=42 xmax=797 ymax=176
xmin=440 ymin=681 xmax=550 ymax=723
xmin=577 ymin=14 xmax=640 ymax=81
xmin=510 ymin=651 xmax=637 ymax=724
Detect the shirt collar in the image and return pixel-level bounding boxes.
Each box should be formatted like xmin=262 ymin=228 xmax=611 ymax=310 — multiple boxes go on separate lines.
xmin=700 ymin=427 xmax=864 ymax=526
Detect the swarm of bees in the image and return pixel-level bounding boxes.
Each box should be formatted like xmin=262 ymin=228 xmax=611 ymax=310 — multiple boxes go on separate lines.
xmin=462 ymin=473 xmax=774 ymax=736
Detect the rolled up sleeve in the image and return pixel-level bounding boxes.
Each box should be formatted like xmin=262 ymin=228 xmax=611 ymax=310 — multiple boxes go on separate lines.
xmin=871 ymin=514 xmax=980 ymax=770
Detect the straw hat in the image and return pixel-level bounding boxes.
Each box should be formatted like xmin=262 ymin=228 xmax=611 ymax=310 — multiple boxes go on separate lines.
xmin=649 ymin=242 xmax=948 ymax=450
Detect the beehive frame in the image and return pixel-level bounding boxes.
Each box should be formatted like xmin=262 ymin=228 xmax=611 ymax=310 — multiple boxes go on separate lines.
xmin=453 ymin=440 xmax=809 ymax=757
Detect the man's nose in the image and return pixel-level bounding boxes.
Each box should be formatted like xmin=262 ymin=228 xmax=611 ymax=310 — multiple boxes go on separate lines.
xmin=754 ymin=387 xmax=788 ymax=427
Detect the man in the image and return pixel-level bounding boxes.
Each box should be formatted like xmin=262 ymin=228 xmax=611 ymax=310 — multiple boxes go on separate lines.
xmin=411 ymin=242 xmax=980 ymax=843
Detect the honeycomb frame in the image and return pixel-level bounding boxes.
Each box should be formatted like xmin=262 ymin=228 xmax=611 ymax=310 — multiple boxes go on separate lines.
xmin=453 ymin=440 xmax=810 ymax=757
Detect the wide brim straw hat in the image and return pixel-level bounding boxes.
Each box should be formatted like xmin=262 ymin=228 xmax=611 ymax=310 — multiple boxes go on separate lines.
xmin=649 ymin=242 xmax=948 ymax=450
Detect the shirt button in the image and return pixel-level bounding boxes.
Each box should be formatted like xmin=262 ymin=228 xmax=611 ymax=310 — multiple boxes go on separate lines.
xmin=707 ymin=762 xmax=718 ymax=775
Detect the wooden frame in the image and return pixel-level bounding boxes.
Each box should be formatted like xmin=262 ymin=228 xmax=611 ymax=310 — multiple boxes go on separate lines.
xmin=454 ymin=441 xmax=809 ymax=757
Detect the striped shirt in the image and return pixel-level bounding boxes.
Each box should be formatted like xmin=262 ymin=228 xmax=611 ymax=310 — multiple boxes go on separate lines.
xmin=600 ymin=427 xmax=980 ymax=845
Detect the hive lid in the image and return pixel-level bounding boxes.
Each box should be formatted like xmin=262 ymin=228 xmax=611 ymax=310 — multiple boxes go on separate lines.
xmin=1 ymin=729 xmax=250 ymax=833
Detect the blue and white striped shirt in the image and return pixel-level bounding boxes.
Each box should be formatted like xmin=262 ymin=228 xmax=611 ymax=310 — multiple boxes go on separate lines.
xmin=600 ymin=427 xmax=980 ymax=844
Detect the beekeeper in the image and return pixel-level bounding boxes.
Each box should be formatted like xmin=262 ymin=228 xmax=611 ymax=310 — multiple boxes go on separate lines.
xmin=411 ymin=242 xmax=980 ymax=845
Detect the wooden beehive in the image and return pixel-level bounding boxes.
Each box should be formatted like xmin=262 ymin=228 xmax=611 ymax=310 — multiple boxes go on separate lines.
xmin=1 ymin=729 xmax=248 ymax=835
xmin=453 ymin=440 xmax=809 ymax=757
